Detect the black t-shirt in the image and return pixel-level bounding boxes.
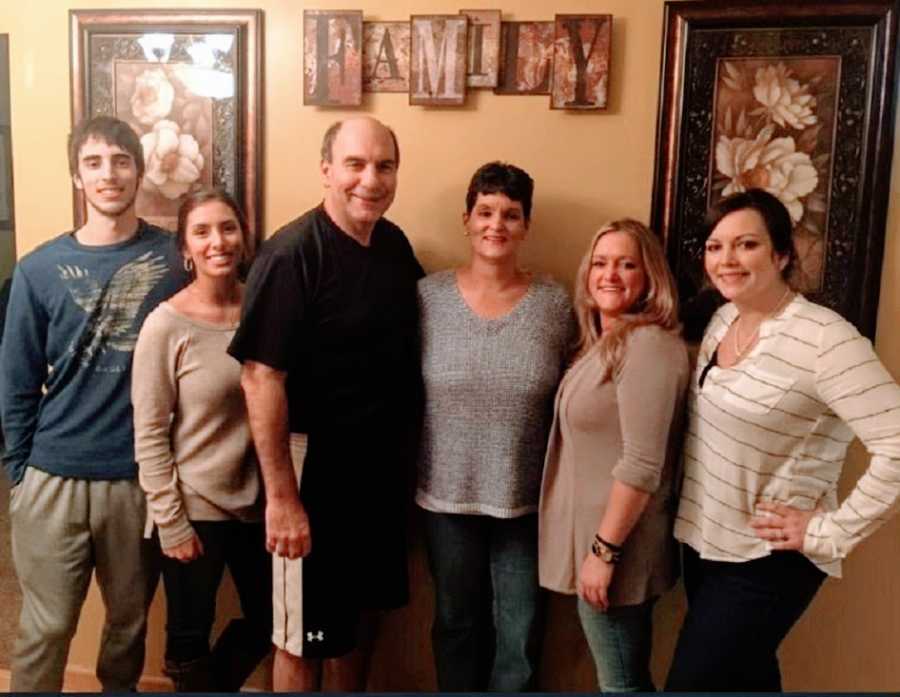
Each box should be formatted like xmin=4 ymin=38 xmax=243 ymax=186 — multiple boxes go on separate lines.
xmin=228 ymin=205 xmax=424 ymax=437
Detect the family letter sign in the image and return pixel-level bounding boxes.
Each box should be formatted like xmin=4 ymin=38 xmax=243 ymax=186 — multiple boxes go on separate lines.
xmin=303 ymin=9 xmax=614 ymax=110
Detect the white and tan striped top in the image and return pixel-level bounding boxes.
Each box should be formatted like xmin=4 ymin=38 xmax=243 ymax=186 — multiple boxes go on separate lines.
xmin=674 ymin=294 xmax=900 ymax=577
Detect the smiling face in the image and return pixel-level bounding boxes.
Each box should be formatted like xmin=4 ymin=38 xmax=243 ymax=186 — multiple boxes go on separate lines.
xmin=182 ymin=200 xmax=246 ymax=281
xmin=704 ymin=208 xmax=789 ymax=304
xmin=588 ymin=230 xmax=647 ymax=326
xmin=321 ymin=118 xmax=398 ymax=239
xmin=464 ymin=192 xmax=528 ymax=263
xmin=73 ymin=136 xmax=140 ymax=220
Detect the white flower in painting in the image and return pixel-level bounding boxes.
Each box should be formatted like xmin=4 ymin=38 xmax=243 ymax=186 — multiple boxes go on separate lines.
xmin=751 ymin=63 xmax=817 ymax=130
xmin=716 ymin=125 xmax=819 ymax=222
xmin=140 ymin=120 xmax=204 ymax=200
xmin=130 ymin=69 xmax=175 ymax=125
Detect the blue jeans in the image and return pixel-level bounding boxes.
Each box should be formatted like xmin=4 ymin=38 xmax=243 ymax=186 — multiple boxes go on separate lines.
xmin=577 ymin=597 xmax=655 ymax=692
xmin=423 ymin=511 xmax=543 ymax=691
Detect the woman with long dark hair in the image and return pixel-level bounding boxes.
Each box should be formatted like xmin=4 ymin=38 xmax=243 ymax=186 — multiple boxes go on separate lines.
xmin=666 ymin=189 xmax=900 ymax=690
xmin=133 ymin=189 xmax=270 ymax=691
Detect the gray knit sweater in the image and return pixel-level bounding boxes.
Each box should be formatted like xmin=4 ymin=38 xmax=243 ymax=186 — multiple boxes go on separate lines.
xmin=416 ymin=270 xmax=575 ymax=518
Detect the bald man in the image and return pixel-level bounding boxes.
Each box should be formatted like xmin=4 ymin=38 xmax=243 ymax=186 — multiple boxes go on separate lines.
xmin=229 ymin=117 xmax=423 ymax=690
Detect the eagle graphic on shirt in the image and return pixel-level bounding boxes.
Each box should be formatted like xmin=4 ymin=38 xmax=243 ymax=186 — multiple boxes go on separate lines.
xmin=58 ymin=251 xmax=169 ymax=366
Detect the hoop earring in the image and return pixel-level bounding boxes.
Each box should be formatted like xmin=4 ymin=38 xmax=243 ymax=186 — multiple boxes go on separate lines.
xmin=184 ymin=257 xmax=194 ymax=273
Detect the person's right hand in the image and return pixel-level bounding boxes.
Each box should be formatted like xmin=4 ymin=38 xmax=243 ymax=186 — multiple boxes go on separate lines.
xmin=266 ymin=496 xmax=312 ymax=559
xmin=163 ymin=533 xmax=204 ymax=563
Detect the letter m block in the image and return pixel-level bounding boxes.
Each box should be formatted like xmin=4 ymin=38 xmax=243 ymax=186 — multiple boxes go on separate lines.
xmin=409 ymin=15 xmax=468 ymax=106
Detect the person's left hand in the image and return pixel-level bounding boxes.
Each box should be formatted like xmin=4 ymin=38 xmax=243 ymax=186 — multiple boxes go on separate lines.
xmin=750 ymin=501 xmax=819 ymax=551
xmin=577 ymin=553 xmax=614 ymax=611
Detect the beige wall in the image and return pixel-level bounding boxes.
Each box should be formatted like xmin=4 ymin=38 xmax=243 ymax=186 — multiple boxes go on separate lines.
xmin=2 ymin=0 xmax=899 ymax=691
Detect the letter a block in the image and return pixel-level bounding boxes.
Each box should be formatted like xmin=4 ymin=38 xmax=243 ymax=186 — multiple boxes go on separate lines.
xmin=303 ymin=10 xmax=363 ymax=106
xmin=363 ymin=21 xmax=411 ymax=93
xmin=409 ymin=16 xmax=468 ymax=106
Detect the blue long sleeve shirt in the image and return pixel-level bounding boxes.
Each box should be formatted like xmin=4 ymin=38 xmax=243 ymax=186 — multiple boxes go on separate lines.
xmin=1 ymin=221 xmax=185 ymax=484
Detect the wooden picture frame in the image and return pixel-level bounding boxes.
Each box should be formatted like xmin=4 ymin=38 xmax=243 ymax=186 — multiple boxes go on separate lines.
xmin=363 ymin=21 xmax=410 ymax=93
xmin=550 ymin=14 xmax=611 ymax=110
xmin=69 ymin=9 xmax=263 ymax=239
xmin=651 ymin=0 xmax=899 ymax=338
xmin=303 ymin=10 xmax=363 ymax=107
xmin=0 ymin=126 xmax=12 ymax=229
xmin=409 ymin=15 xmax=468 ymax=106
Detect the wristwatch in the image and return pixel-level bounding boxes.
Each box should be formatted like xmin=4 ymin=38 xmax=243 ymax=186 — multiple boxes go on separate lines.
xmin=591 ymin=536 xmax=621 ymax=564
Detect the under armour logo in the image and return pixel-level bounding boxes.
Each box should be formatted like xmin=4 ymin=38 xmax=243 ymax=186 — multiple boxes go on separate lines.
xmin=307 ymin=630 xmax=324 ymax=642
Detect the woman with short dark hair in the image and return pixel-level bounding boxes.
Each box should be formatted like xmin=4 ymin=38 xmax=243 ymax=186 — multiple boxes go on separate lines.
xmin=666 ymin=188 xmax=900 ymax=691
xmin=416 ymin=162 xmax=575 ymax=691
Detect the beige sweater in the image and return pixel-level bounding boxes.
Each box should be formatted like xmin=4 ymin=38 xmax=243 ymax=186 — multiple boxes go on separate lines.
xmin=539 ymin=325 xmax=689 ymax=606
xmin=132 ymin=302 xmax=261 ymax=549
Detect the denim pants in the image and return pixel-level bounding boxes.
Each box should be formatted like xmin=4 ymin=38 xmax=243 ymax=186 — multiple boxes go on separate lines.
xmin=577 ymin=597 xmax=656 ymax=692
xmin=160 ymin=520 xmax=272 ymax=691
xmin=665 ymin=546 xmax=826 ymax=691
xmin=423 ymin=511 xmax=544 ymax=691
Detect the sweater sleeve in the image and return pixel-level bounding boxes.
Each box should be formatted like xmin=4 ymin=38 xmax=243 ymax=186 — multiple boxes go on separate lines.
xmin=1 ymin=267 xmax=49 ymax=485
xmin=612 ymin=327 xmax=689 ymax=493
xmin=803 ymin=319 xmax=900 ymax=562
xmin=132 ymin=309 xmax=194 ymax=549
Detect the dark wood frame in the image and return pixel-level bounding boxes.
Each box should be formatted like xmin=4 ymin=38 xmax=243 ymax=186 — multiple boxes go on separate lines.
xmin=0 ymin=125 xmax=12 ymax=229
xmin=69 ymin=9 xmax=263 ymax=241
xmin=651 ymin=0 xmax=899 ymax=338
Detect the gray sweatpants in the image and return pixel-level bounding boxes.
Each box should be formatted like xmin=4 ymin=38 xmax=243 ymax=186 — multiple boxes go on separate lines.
xmin=9 ymin=466 xmax=159 ymax=692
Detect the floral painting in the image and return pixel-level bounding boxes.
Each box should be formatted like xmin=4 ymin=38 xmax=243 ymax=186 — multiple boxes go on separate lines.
xmin=70 ymin=11 xmax=262 ymax=240
xmin=651 ymin=2 xmax=899 ymax=339
xmin=711 ymin=58 xmax=838 ymax=292
xmin=114 ymin=62 xmax=213 ymax=230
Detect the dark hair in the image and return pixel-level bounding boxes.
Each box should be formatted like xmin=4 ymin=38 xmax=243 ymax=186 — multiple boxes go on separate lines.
xmin=68 ymin=116 xmax=145 ymax=178
xmin=176 ymin=189 xmax=254 ymax=275
xmin=704 ymin=188 xmax=796 ymax=280
xmin=465 ymin=162 xmax=534 ymax=222
xmin=320 ymin=119 xmax=401 ymax=167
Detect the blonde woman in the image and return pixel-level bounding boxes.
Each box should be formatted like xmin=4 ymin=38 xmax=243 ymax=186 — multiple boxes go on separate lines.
xmin=539 ymin=219 xmax=689 ymax=691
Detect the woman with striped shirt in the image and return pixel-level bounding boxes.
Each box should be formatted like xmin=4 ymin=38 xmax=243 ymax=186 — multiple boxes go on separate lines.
xmin=666 ymin=189 xmax=900 ymax=691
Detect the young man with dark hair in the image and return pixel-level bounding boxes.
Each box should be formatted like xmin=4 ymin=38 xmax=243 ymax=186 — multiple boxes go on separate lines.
xmin=1 ymin=115 xmax=184 ymax=691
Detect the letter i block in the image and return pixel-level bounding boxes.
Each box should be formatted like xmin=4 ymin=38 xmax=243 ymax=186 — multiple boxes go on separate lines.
xmin=409 ymin=16 xmax=468 ymax=106
xmin=460 ymin=9 xmax=501 ymax=89
xmin=303 ymin=10 xmax=363 ymax=106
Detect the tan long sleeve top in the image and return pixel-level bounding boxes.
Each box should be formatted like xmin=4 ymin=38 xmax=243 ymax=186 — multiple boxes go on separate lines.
xmin=539 ymin=325 xmax=689 ymax=606
xmin=132 ymin=302 xmax=262 ymax=549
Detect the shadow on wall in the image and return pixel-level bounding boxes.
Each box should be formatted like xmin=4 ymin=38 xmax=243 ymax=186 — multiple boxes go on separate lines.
xmin=0 ymin=472 xmax=21 ymax=667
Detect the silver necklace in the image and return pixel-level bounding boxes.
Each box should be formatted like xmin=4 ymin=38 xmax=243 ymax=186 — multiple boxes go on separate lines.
xmin=733 ymin=286 xmax=792 ymax=359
